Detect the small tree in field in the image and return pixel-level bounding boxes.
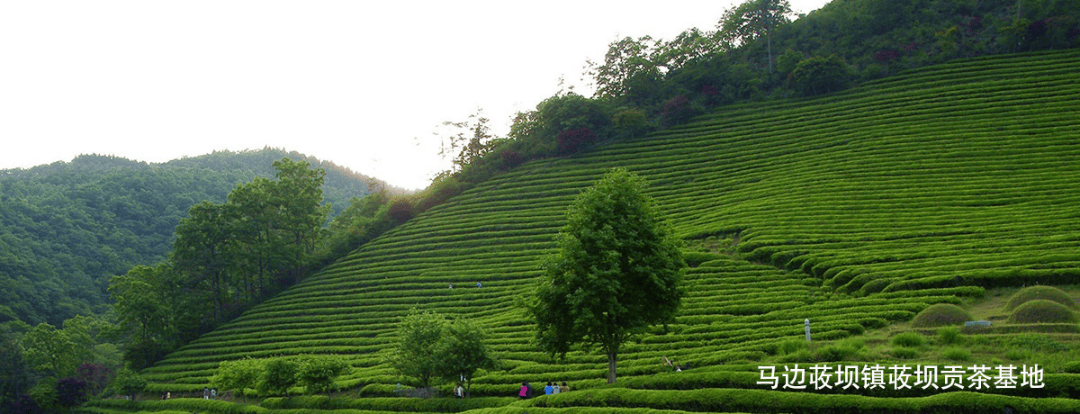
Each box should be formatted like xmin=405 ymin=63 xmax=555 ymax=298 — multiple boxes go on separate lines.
xmin=387 ymin=309 xmax=447 ymax=389
xmin=110 ymin=367 xmax=146 ymax=400
xmin=296 ymin=354 xmax=351 ymax=396
xmin=257 ymin=357 xmax=298 ymax=396
xmin=389 ymin=310 xmax=495 ymax=392
xmin=436 ymin=319 xmax=495 ymax=395
xmin=529 ymin=168 xmax=685 ymax=384
xmin=212 ymin=357 xmax=262 ymax=401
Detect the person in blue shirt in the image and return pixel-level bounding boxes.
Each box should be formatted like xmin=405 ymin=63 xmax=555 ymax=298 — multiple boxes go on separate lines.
xmin=544 ymin=382 xmax=553 ymax=395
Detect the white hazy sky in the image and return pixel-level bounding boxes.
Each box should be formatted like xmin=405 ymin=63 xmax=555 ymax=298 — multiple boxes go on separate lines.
xmin=1 ymin=0 xmax=829 ymax=190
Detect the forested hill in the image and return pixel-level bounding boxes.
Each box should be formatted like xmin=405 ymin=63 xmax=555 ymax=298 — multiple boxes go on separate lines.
xmin=0 ymin=148 xmax=389 ymax=327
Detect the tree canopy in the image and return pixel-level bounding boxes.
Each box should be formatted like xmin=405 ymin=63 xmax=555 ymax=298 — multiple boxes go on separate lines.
xmin=529 ymin=168 xmax=685 ymax=383
xmin=388 ymin=309 xmax=494 ymax=391
xmin=110 ymin=157 xmax=339 ymax=369
xmin=0 ymin=148 xmax=384 ymax=328
xmin=718 ymin=0 xmax=794 ymax=73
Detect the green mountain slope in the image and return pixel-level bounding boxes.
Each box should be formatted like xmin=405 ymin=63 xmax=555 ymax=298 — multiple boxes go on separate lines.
xmin=132 ymin=50 xmax=1080 ymax=412
xmin=0 ymin=148 xmax=386 ymax=326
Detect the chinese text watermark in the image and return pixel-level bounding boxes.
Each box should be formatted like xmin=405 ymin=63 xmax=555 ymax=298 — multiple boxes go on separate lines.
xmin=757 ymin=364 xmax=1043 ymax=390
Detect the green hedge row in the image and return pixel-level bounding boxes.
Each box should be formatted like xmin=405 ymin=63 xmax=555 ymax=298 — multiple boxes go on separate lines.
xmin=525 ymin=387 xmax=1080 ymax=414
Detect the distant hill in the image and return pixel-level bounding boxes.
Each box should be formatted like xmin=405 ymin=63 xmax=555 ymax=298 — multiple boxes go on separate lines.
xmin=0 ymin=148 xmax=390 ymax=326
xmin=129 ymin=50 xmax=1080 ymax=413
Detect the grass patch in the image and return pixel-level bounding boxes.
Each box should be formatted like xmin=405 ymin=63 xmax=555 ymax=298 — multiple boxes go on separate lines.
xmin=941 ymin=347 xmax=971 ymax=362
xmin=890 ymin=347 xmax=921 ymax=360
xmin=936 ymin=327 xmax=964 ymax=345
xmin=1005 ymin=349 xmax=1028 ymax=361
xmin=890 ymin=332 xmax=925 ymax=348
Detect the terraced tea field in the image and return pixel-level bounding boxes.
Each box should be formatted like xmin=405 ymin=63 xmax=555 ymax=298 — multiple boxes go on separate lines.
xmin=84 ymin=50 xmax=1080 ymax=413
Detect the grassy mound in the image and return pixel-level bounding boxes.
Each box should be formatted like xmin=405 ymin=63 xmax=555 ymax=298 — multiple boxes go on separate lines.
xmin=910 ymin=304 xmax=972 ymax=328
xmin=1007 ymin=299 xmax=1079 ymax=324
xmin=1005 ymin=285 xmax=1078 ymax=311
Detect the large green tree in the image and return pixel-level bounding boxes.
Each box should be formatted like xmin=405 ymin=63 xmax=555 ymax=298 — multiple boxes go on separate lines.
xmin=270 ymin=158 xmax=332 ymax=282
xmin=0 ymin=328 xmax=29 ymax=412
xmin=22 ymin=323 xmax=78 ymax=379
xmin=718 ymin=0 xmax=794 ymax=73
xmin=110 ymin=157 xmax=335 ymax=368
xmin=171 ymin=201 xmax=235 ymax=325
xmin=587 ymin=36 xmax=663 ymax=103
xmin=529 ymin=168 xmax=684 ymax=384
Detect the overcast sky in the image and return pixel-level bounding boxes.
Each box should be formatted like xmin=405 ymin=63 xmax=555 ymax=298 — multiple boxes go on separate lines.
xmin=1 ymin=0 xmax=829 ymax=190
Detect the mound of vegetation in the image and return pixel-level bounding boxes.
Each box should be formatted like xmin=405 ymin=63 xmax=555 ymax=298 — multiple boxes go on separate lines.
xmin=911 ymin=304 xmax=972 ymax=328
xmin=1007 ymin=299 xmax=1079 ymax=324
xmin=1005 ymin=285 xmax=1078 ymax=311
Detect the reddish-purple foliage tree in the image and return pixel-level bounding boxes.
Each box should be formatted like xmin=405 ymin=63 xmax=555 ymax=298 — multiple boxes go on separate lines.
xmin=661 ymin=95 xmax=694 ymax=126
xmin=388 ymin=199 xmax=416 ymax=223
xmin=556 ymin=128 xmax=597 ymax=155
xmin=56 ymin=377 xmax=88 ymax=408
xmin=500 ymin=150 xmax=525 ymax=168
xmin=77 ymin=363 xmax=112 ymax=396
xmin=15 ymin=394 xmax=44 ymax=414
xmin=873 ymin=49 xmax=901 ymax=63
xmin=1028 ymin=19 xmax=1048 ymax=39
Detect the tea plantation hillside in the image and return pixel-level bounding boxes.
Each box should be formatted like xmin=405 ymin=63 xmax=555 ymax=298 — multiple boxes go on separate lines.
xmin=87 ymin=50 xmax=1080 ymax=413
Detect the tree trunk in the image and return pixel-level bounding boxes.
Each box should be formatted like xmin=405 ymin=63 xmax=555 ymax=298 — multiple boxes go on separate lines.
xmin=767 ymin=33 xmax=773 ymax=73
xmin=606 ymin=350 xmax=618 ymax=384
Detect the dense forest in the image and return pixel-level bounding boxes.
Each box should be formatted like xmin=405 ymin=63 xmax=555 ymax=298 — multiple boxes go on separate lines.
xmin=0 ymin=148 xmax=391 ymax=328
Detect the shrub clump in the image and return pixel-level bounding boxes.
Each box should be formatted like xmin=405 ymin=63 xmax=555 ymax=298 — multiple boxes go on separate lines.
xmin=891 ymin=347 xmax=920 ymax=360
xmin=942 ymin=347 xmax=970 ymax=362
xmin=660 ymin=95 xmax=699 ymax=126
xmin=1007 ymin=299 xmax=1079 ymax=324
xmin=387 ymin=198 xmax=416 ymax=223
xmin=890 ymin=332 xmax=924 ymax=348
xmin=556 ymin=127 xmax=598 ymax=155
xmin=910 ymin=303 xmax=972 ymax=328
xmin=778 ymin=338 xmax=809 ymax=355
xmin=936 ymin=327 xmax=964 ymax=345
xmin=1062 ymin=361 xmax=1080 ymax=373
xmin=790 ymin=54 xmax=852 ymax=96
xmin=1004 ymin=285 xmax=1077 ymax=311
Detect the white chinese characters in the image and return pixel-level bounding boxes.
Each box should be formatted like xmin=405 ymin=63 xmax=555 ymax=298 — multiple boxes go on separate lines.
xmin=757 ymin=364 xmax=1044 ymax=390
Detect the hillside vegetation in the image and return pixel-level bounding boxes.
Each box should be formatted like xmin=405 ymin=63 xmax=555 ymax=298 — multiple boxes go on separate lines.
xmin=95 ymin=49 xmax=1080 ymax=413
xmin=0 ymin=148 xmax=387 ymax=327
